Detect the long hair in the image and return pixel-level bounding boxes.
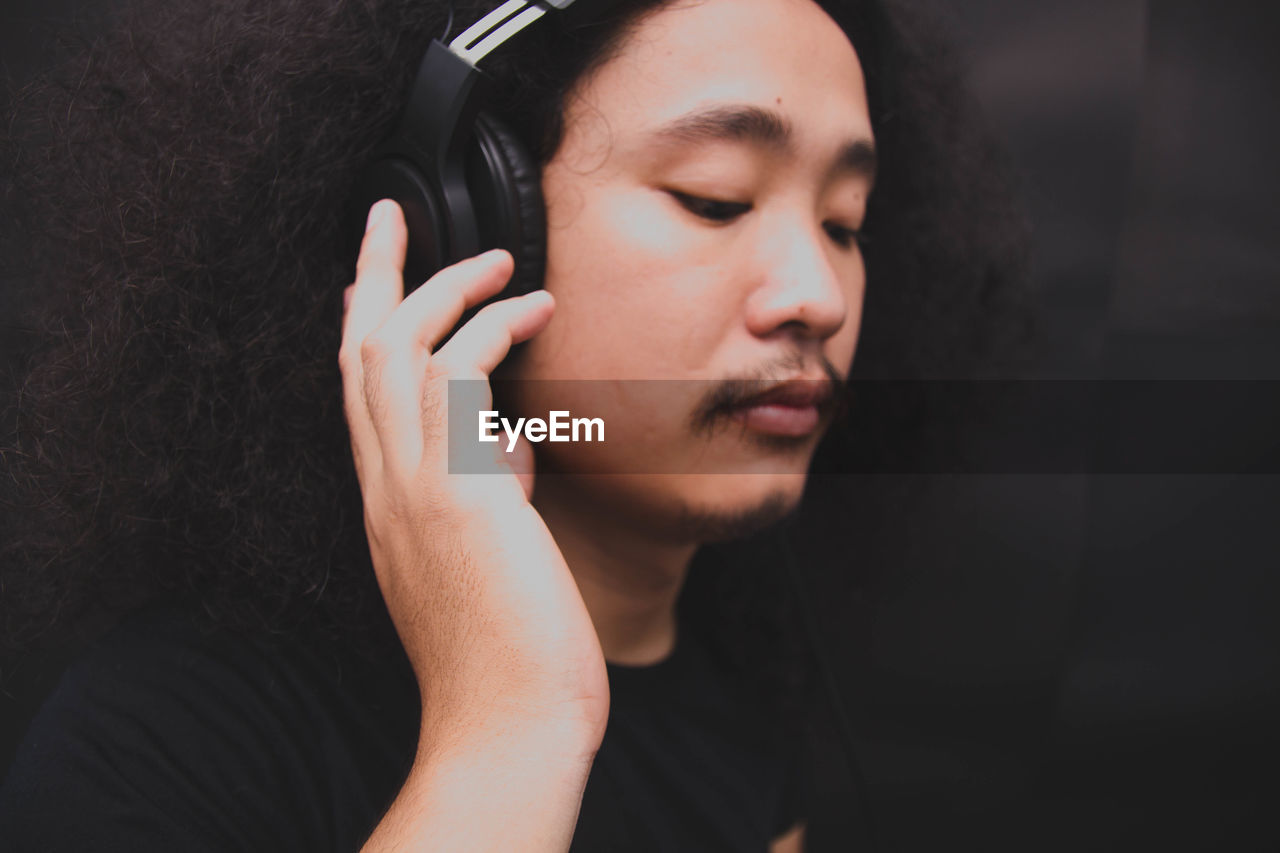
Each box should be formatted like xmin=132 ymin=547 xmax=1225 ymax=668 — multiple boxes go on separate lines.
xmin=0 ymin=0 xmax=1029 ymax=725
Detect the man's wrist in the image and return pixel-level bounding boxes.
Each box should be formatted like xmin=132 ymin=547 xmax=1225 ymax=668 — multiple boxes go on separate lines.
xmin=418 ymin=708 xmax=604 ymax=773
xmin=360 ymin=719 xmax=598 ymax=852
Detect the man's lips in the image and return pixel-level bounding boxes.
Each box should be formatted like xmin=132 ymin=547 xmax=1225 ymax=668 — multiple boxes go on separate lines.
xmin=725 ymin=379 xmax=836 ymax=437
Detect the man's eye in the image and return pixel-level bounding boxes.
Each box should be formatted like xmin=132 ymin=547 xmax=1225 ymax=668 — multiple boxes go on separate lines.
xmin=669 ymin=191 xmax=752 ymax=223
xmin=824 ymin=222 xmax=868 ymax=250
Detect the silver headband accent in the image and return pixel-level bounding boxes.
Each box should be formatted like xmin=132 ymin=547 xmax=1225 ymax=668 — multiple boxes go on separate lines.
xmin=449 ymin=0 xmax=549 ymax=65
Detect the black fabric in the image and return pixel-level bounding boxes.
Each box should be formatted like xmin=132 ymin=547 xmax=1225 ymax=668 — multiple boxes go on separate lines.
xmin=0 ymin=605 xmax=806 ymax=851
xmin=571 ymin=620 xmax=809 ymax=852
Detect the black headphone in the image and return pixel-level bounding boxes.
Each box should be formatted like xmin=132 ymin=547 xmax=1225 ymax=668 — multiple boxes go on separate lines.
xmin=350 ymin=0 xmax=601 ymax=299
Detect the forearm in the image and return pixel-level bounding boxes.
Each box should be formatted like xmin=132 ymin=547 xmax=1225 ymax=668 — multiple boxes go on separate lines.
xmin=361 ymin=718 xmax=599 ymax=852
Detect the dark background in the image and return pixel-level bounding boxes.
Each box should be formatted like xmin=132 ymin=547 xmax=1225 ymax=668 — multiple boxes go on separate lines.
xmin=803 ymin=2 xmax=1280 ymax=850
xmin=4 ymin=1 xmax=1279 ymax=850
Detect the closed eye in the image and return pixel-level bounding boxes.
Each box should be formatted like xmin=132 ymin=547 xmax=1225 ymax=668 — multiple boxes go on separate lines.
xmin=824 ymin=222 xmax=868 ymax=250
xmin=668 ymin=190 xmax=752 ymax=223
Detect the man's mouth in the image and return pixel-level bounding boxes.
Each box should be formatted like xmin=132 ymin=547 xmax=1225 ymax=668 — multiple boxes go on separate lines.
xmin=723 ymin=378 xmax=837 ymax=438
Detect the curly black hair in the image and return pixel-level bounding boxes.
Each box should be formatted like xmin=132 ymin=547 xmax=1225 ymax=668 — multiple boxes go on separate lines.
xmin=0 ymin=0 xmax=1029 ymax=727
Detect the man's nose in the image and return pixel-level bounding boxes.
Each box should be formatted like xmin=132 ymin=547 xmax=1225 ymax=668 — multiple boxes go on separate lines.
xmin=743 ymin=219 xmax=853 ymax=341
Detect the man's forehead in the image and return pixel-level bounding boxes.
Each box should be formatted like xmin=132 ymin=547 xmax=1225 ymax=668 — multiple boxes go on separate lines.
xmin=616 ymin=0 xmax=863 ymax=80
xmin=642 ymin=103 xmax=877 ymax=180
xmin=554 ymin=0 xmax=871 ymax=173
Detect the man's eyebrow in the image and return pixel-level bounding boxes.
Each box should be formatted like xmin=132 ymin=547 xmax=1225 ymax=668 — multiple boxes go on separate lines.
xmin=650 ymin=104 xmax=793 ymax=149
xmin=836 ymin=138 xmax=878 ymax=184
xmin=647 ymin=103 xmax=877 ymax=181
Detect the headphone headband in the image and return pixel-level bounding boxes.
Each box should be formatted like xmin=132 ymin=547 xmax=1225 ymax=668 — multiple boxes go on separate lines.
xmin=350 ymin=0 xmax=613 ymax=300
xmin=450 ymin=1 xmax=558 ymax=65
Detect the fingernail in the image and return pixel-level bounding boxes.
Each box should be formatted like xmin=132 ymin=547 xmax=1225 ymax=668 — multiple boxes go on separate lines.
xmin=366 ymin=200 xmax=389 ymax=233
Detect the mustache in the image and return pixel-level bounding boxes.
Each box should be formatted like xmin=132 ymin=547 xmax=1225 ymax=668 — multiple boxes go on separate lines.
xmin=689 ymin=354 xmax=847 ymax=436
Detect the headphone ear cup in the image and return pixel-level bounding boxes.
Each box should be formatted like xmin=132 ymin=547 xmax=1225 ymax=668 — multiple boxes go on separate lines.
xmin=469 ymin=111 xmax=547 ymax=299
xmin=349 ymin=111 xmax=544 ymax=300
xmin=350 ymin=155 xmax=447 ymax=292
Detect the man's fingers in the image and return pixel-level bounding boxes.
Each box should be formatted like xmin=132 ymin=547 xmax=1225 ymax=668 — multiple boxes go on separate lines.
xmin=339 ymin=199 xmax=408 ymax=479
xmin=375 ymin=248 xmax=516 ymax=356
xmin=339 ymin=199 xmax=544 ymax=479
xmin=343 ymin=200 xmax=407 ymax=350
xmin=434 ymin=290 xmax=555 ymax=377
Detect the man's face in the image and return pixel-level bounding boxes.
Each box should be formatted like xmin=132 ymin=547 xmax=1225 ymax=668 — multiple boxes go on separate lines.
xmin=505 ymin=0 xmax=874 ymax=541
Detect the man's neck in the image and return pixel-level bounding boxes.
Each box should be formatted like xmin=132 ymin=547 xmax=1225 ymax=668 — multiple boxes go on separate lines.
xmin=532 ymin=479 xmax=697 ymax=667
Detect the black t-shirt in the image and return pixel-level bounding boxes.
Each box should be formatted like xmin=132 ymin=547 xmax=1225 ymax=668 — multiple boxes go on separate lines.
xmin=0 ymin=606 xmax=807 ymax=851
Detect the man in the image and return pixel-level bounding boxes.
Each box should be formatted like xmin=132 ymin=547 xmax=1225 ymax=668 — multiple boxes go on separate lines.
xmin=343 ymin=1 xmax=872 ymax=847
xmin=0 ymin=0 xmax=1025 ymax=849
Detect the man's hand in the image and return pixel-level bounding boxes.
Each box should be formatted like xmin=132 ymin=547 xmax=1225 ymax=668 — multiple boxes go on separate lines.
xmin=340 ymin=200 xmax=608 ymax=850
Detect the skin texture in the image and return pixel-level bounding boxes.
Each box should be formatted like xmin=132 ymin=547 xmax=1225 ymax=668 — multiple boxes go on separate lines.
xmin=343 ymin=1 xmax=871 ymax=849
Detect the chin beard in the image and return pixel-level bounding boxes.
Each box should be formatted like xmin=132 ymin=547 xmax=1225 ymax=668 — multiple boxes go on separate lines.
xmin=668 ymin=490 xmax=799 ymax=544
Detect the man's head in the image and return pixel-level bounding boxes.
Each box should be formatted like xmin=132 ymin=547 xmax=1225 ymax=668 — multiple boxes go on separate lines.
xmin=489 ymin=0 xmax=874 ymax=542
xmin=2 ymin=0 xmax=1027 ymax=652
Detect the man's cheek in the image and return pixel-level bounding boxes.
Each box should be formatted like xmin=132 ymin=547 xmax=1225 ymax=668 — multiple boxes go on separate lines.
xmin=605 ymin=195 xmax=694 ymax=259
